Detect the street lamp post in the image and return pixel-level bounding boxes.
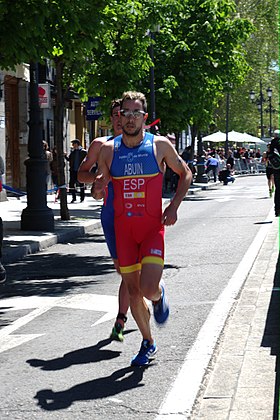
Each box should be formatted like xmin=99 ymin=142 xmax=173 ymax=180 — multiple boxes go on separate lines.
xmin=148 ymin=25 xmax=160 ymax=133
xmin=267 ymin=87 xmax=272 ymax=137
xmin=249 ymin=79 xmax=271 ymax=139
xmin=149 ymin=31 xmax=156 ymax=125
xmin=225 ymin=92 xmax=230 ymax=157
xmin=21 ymin=61 xmax=54 ymax=231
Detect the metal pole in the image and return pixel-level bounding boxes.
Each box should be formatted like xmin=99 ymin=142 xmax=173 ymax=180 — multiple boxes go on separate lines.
xmin=21 ymin=61 xmax=54 ymax=231
xmin=260 ymin=79 xmax=264 ymax=138
xmin=269 ymin=97 xmax=272 ymax=137
xmin=225 ymin=92 xmax=230 ymax=156
xmin=149 ymin=32 xmax=156 ymax=133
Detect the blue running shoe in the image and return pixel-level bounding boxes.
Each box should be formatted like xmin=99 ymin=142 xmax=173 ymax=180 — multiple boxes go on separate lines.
xmin=153 ymin=284 xmax=169 ymax=324
xmin=131 ymin=340 xmax=157 ymax=366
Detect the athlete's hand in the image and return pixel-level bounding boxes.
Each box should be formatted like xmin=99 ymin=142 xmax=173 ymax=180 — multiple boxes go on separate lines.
xmin=161 ymin=203 xmax=178 ymax=226
xmin=91 ymin=174 xmax=107 ymax=200
xmin=90 ymin=183 xmax=105 ymax=200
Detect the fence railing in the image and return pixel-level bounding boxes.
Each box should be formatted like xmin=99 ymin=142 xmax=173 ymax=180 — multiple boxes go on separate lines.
xmin=233 ymin=158 xmax=266 ymax=175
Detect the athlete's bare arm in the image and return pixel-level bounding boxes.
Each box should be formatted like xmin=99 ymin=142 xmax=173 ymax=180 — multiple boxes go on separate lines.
xmin=155 ymin=136 xmax=192 ymax=226
xmin=78 ymin=137 xmax=107 ymax=184
xmin=92 ymin=141 xmax=114 ymax=199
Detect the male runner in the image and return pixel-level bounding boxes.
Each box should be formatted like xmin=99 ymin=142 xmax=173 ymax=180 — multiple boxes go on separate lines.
xmin=78 ymin=99 xmax=129 ymax=341
xmin=94 ymin=91 xmax=192 ymax=366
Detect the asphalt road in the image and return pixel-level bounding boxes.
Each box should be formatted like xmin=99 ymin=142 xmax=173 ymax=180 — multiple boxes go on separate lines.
xmin=0 ymin=174 xmax=274 ymax=419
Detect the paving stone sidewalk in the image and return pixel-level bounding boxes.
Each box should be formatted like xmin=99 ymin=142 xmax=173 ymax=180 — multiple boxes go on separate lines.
xmin=191 ymin=218 xmax=280 ymax=420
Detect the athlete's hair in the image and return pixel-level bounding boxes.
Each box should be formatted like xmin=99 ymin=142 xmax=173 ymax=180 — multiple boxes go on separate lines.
xmin=110 ymin=98 xmax=121 ymax=116
xmin=120 ymin=91 xmax=147 ymax=113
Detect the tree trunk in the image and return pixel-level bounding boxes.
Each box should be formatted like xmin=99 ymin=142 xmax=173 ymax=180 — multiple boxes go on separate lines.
xmin=54 ymin=57 xmax=70 ymax=220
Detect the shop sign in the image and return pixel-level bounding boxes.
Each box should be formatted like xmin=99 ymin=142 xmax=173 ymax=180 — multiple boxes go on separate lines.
xmin=85 ymin=97 xmax=102 ymax=120
xmin=38 ymin=83 xmax=51 ymax=108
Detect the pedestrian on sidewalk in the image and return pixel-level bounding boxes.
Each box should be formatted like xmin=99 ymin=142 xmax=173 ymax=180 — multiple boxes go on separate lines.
xmin=205 ymin=154 xmax=219 ymax=182
xmin=78 ymin=99 xmax=130 ymax=342
xmin=42 ymin=141 xmax=53 ymax=191
xmin=66 ymin=139 xmax=87 ymax=203
xmin=0 ymin=156 xmax=6 ymax=283
xmin=0 ymin=217 xmax=6 ymax=283
xmin=93 ymin=91 xmax=192 ymax=366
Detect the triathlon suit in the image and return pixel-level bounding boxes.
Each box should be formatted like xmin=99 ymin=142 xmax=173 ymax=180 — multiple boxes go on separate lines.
xmin=265 ymin=155 xmax=274 ymax=180
xmin=110 ymin=132 xmax=165 ymax=274
xmin=100 ymin=136 xmax=117 ymax=259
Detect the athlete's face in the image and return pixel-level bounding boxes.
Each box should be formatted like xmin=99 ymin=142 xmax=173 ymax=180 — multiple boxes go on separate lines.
xmin=110 ymin=106 xmax=122 ymax=136
xmin=120 ymin=99 xmax=147 ymax=137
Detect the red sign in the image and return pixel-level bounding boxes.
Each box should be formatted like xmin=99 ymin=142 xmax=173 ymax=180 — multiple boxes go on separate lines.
xmin=38 ymin=83 xmax=51 ymax=108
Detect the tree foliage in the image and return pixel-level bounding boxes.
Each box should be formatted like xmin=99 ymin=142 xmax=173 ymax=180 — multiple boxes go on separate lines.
xmin=215 ymin=0 xmax=279 ymax=137
xmin=152 ymin=0 xmax=253 ymax=135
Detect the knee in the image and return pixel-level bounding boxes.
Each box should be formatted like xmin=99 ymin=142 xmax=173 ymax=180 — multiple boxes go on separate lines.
xmin=141 ymin=283 xmax=159 ymax=301
xmin=126 ymin=281 xmax=141 ymax=299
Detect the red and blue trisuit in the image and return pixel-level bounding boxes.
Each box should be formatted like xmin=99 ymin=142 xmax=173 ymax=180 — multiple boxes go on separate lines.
xmin=110 ymin=132 xmax=165 ymax=274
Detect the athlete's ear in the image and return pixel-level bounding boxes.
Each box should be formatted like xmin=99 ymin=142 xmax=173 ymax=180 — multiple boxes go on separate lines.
xmin=144 ymin=113 xmax=148 ymax=121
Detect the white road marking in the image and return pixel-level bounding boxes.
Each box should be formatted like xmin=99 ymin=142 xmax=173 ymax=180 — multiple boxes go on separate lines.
xmin=155 ymin=207 xmax=275 ymax=419
xmin=215 ymin=196 xmax=235 ymax=202
xmin=0 ymin=334 xmax=44 ymax=353
xmin=0 ymin=293 xmax=119 ymax=353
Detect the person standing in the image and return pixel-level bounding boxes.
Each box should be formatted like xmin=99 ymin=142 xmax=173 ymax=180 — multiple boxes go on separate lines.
xmin=0 ymin=216 xmax=6 ymax=283
xmin=268 ymin=131 xmax=280 ymax=216
xmin=66 ymin=140 xmax=87 ymax=203
xmin=42 ymin=141 xmax=53 ymax=191
xmin=0 ymin=155 xmax=6 ymax=283
xmin=205 ymin=154 xmax=219 ymax=182
xmin=94 ymin=91 xmax=192 ymax=366
xmin=78 ymin=99 xmax=130 ymax=342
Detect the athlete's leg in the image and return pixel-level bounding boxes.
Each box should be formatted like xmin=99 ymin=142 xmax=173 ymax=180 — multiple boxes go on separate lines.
xmin=122 ymin=271 xmax=153 ymax=344
xmin=118 ymin=278 xmax=130 ymax=319
xmin=274 ymin=171 xmax=280 ymax=216
xmin=140 ymin=263 xmax=163 ymax=302
xmin=101 ymin=207 xmax=130 ymax=340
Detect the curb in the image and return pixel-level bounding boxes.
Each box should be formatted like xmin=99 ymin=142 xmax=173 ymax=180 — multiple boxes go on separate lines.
xmin=2 ymin=219 xmax=102 ymax=265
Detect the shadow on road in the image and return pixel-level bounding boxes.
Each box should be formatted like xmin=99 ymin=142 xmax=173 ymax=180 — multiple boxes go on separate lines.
xmin=34 ymin=364 xmax=151 ymax=411
xmin=261 ymin=250 xmax=280 ymax=420
xmin=27 ymin=333 xmax=136 ymax=371
xmin=1 ymin=233 xmax=116 ymax=299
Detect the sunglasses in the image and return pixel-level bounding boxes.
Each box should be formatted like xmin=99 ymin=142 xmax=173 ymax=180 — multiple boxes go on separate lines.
xmin=119 ymin=110 xmax=146 ymax=119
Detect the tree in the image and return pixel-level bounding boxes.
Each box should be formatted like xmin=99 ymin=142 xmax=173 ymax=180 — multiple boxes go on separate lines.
xmin=215 ymin=0 xmax=279 ymax=137
xmin=154 ymin=0 xmax=253 ymax=133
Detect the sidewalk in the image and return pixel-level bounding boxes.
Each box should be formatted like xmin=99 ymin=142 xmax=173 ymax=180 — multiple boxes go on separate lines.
xmin=191 ymin=218 xmax=280 ymax=420
xmin=1 ymin=194 xmax=104 ymax=265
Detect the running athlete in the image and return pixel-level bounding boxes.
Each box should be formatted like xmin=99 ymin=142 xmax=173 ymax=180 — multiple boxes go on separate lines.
xmin=78 ymin=99 xmax=130 ymax=342
xmin=94 ymin=91 xmax=192 ymax=366
xmin=261 ymin=143 xmax=275 ymax=198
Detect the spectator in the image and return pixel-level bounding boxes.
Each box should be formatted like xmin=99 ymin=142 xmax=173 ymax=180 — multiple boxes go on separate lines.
xmin=226 ymin=150 xmax=234 ymax=169
xmin=0 ymin=156 xmax=6 ymax=283
xmin=42 ymin=141 xmax=53 ymax=191
xmin=65 ymin=140 xmax=87 ymax=203
xmin=205 ymin=154 xmax=219 ymax=182
xmin=219 ymin=163 xmax=235 ymax=185
xmin=50 ymin=147 xmax=58 ymax=188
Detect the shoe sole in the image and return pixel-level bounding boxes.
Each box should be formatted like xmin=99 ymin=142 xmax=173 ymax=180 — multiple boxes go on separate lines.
xmin=110 ymin=333 xmax=124 ymax=342
xmin=153 ymin=285 xmax=169 ymax=325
